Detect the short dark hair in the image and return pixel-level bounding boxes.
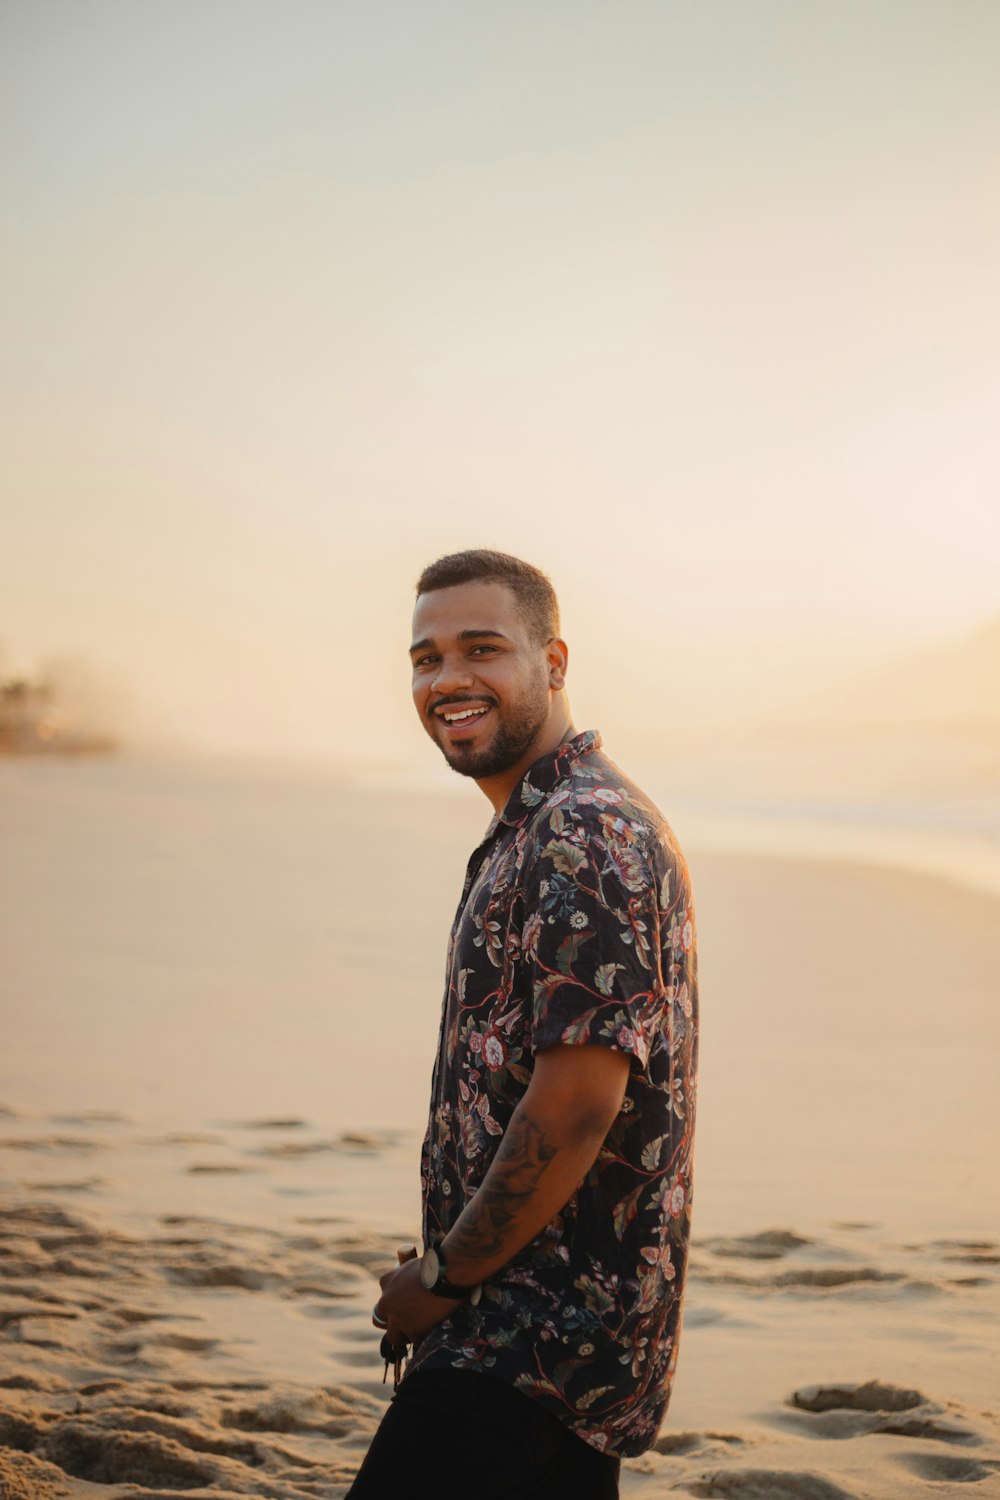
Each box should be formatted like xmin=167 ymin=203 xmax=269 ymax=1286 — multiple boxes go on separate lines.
xmin=415 ymin=549 xmax=560 ymax=646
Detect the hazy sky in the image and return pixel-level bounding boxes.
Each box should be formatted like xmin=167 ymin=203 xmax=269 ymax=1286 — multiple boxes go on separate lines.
xmin=2 ymin=1 xmax=998 ymax=756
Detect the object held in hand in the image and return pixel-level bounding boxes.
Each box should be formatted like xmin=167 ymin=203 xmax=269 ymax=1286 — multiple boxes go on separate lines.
xmin=380 ymin=1331 xmax=409 ymax=1387
xmin=377 ymin=1245 xmax=419 ymax=1388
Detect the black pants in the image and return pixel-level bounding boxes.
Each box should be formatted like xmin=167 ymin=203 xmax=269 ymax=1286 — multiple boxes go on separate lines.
xmin=345 ymin=1369 xmax=621 ymax=1499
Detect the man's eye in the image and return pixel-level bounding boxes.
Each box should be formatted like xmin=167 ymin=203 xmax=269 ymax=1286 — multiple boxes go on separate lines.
xmin=414 ymin=656 xmax=438 ymax=669
xmin=470 ymin=645 xmax=497 ymax=656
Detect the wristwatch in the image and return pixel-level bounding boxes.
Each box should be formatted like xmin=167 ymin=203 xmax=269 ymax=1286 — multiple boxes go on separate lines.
xmin=419 ymin=1245 xmax=482 ymax=1306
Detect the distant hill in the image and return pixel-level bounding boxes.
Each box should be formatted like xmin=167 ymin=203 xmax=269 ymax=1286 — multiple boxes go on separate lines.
xmin=793 ymin=614 xmax=1000 ymax=736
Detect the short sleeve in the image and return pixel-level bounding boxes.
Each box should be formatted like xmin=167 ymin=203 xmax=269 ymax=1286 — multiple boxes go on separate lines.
xmin=521 ymin=816 xmax=669 ymax=1068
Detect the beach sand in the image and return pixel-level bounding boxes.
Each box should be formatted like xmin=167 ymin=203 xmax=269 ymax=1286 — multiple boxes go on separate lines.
xmin=1 ymin=1101 xmax=998 ymax=1499
xmin=2 ymin=761 xmax=999 ymax=1497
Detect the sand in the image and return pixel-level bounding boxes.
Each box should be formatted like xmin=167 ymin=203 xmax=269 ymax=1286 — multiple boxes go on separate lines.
xmin=1 ymin=1112 xmax=998 ymax=1498
xmin=2 ymin=759 xmax=999 ymax=1497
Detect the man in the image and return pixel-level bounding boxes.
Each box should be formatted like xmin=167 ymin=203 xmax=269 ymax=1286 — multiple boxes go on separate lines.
xmin=347 ymin=550 xmax=698 ymax=1499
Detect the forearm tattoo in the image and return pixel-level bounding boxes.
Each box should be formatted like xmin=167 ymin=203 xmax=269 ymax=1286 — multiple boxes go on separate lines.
xmin=447 ymin=1113 xmax=558 ymax=1262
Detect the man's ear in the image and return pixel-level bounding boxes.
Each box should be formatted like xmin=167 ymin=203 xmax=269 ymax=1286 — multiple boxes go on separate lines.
xmin=546 ymin=637 xmax=569 ymax=691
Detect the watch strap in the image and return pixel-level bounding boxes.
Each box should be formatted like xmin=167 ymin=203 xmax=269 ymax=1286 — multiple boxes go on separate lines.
xmin=421 ymin=1245 xmax=482 ymax=1304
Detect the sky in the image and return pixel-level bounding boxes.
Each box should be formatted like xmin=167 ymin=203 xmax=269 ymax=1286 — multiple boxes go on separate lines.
xmin=2 ymin=1 xmax=998 ymax=758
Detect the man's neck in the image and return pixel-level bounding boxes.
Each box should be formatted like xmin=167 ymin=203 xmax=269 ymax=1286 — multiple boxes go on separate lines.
xmin=477 ymin=710 xmax=577 ymax=815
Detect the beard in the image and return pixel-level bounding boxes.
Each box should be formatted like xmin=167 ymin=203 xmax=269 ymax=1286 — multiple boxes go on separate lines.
xmin=436 ymin=688 xmax=549 ymax=780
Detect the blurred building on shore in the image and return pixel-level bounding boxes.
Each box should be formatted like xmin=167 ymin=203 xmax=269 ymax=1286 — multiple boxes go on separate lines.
xmin=0 ymin=676 xmax=117 ymax=755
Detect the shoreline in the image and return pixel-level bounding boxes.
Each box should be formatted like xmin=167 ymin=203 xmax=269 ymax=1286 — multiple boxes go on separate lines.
xmin=5 ymin=749 xmax=999 ymax=906
xmin=681 ymin=807 xmax=1000 ymax=905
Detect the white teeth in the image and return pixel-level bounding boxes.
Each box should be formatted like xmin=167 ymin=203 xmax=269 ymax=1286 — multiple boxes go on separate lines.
xmin=443 ymin=707 xmax=487 ymax=722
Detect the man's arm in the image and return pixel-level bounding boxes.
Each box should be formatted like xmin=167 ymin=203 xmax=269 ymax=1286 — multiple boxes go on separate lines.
xmin=374 ymin=1043 xmax=630 ymax=1344
xmin=441 ymin=1042 xmax=630 ymax=1282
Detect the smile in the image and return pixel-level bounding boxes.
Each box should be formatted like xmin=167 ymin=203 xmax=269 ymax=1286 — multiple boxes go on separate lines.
xmin=441 ymin=707 xmax=489 ymax=723
xmin=432 ymin=701 xmax=494 ymax=736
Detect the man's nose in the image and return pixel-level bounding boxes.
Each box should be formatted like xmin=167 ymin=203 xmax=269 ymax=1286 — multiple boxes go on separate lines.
xmin=431 ymin=656 xmax=475 ymax=694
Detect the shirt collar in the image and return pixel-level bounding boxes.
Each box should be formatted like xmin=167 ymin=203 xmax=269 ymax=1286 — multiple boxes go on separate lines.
xmin=492 ymin=729 xmax=602 ymax=831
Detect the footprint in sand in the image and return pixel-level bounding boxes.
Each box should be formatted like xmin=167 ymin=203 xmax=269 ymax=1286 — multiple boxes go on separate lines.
xmin=897 ymin=1452 xmax=1000 ymax=1484
xmin=793 ymin=1380 xmax=925 ymax=1413
xmin=787 ymin=1380 xmax=979 ymax=1445
xmin=653 ymin=1430 xmax=747 ymax=1457
xmin=703 ymin=1230 xmax=812 ymax=1261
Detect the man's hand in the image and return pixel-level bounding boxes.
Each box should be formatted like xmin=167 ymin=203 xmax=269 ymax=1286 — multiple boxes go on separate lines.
xmin=373 ymin=1045 xmax=630 ymax=1345
xmin=373 ymin=1256 xmax=462 ymax=1347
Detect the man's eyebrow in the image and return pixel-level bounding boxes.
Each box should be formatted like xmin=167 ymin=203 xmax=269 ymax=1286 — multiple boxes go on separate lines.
xmin=409 ymin=628 xmax=512 ymax=654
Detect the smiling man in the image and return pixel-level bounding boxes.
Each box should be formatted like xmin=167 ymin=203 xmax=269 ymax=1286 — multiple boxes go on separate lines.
xmin=346 ymin=550 xmax=699 ymax=1500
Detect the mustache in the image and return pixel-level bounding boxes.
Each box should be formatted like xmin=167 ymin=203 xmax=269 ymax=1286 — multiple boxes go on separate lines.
xmin=428 ymin=694 xmax=498 ymax=720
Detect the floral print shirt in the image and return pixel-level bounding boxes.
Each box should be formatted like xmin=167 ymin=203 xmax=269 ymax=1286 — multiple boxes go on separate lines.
xmin=407 ymin=731 xmax=699 ymax=1457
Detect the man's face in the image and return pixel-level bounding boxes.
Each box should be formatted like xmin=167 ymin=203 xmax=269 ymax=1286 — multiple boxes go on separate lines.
xmin=410 ymin=581 xmax=554 ymax=780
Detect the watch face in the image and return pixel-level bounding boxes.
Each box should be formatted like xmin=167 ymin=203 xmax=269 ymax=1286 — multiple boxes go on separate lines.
xmin=419 ymin=1247 xmax=440 ymax=1291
